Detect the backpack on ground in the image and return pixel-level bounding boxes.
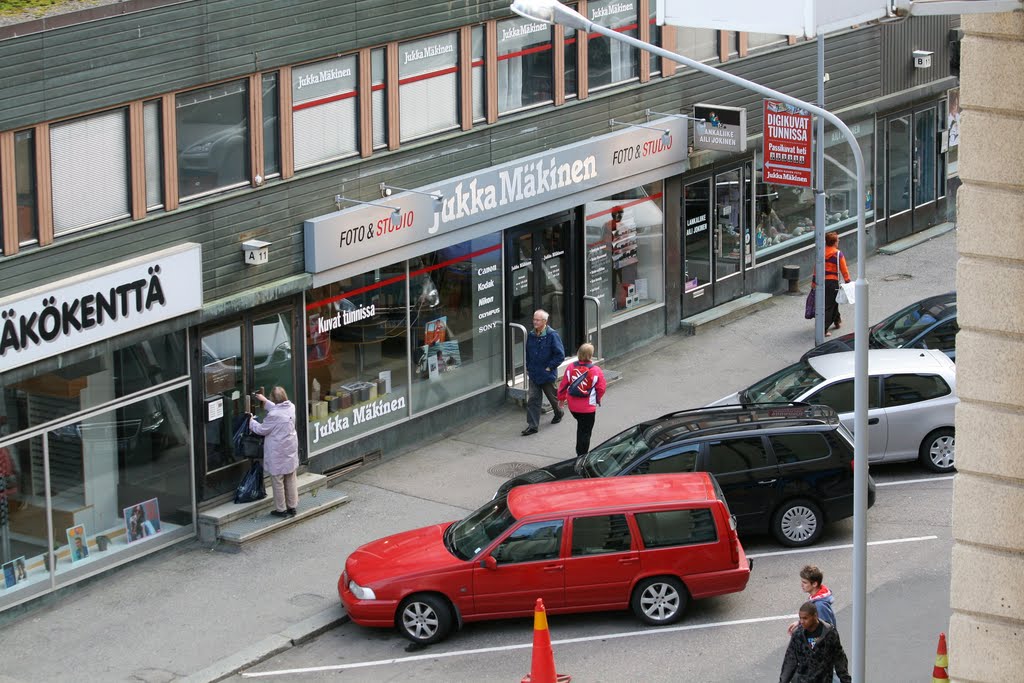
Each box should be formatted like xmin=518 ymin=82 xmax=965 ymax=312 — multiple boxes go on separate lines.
xmin=567 ymin=363 xmax=594 ymax=398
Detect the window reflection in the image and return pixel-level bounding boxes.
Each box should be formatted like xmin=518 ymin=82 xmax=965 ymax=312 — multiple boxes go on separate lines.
xmin=497 ymin=16 xmax=554 ymax=114
xmin=587 ymin=0 xmax=639 ymax=89
xmin=176 ymin=80 xmax=250 ymax=199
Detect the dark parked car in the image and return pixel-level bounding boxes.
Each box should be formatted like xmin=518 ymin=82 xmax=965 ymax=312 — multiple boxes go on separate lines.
xmin=802 ymin=291 xmax=957 ymax=362
xmin=496 ymin=404 xmax=876 ymax=548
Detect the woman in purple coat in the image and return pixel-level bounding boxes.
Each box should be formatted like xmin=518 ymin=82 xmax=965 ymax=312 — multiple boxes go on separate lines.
xmin=249 ymin=386 xmax=299 ymax=518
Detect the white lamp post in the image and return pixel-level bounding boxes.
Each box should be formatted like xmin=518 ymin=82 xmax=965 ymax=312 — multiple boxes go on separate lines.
xmin=510 ymin=1 xmax=871 ymax=680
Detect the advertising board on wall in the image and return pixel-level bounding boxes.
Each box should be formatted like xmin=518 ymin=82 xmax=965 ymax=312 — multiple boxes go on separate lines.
xmin=0 ymin=243 xmax=203 ymax=373
xmin=304 ymin=118 xmax=687 ymax=274
xmin=693 ymin=103 xmax=747 ymax=153
xmin=763 ymin=99 xmax=813 ymax=188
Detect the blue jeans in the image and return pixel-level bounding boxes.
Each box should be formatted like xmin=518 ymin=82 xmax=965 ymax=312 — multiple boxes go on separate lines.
xmin=526 ymin=381 xmax=560 ymax=430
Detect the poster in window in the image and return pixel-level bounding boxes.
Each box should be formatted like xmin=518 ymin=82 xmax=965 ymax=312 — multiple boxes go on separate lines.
xmin=124 ymin=498 xmax=162 ymax=543
xmin=66 ymin=525 xmax=89 ymax=562
xmin=425 ymin=317 xmax=447 ymax=345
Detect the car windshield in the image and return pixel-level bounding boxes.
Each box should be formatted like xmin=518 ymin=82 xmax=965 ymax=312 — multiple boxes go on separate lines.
xmin=580 ymin=424 xmax=661 ymax=476
xmin=873 ymin=298 xmax=953 ymax=348
xmin=743 ymin=360 xmax=824 ymax=404
xmin=446 ymin=496 xmax=517 ymax=560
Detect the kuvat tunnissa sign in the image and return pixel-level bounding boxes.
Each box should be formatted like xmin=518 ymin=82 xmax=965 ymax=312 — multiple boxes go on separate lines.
xmin=303 ymin=117 xmax=687 ymax=273
xmin=0 ymin=243 xmax=203 ymax=372
xmin=763 ymin=99 xmax=813 ymax=188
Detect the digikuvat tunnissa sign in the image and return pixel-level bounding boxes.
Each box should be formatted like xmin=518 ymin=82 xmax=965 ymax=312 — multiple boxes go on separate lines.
xmin=0 ymin=243 xmax=203 ymax=373
xmin=304 ymin=117 xmax=687 ymax=274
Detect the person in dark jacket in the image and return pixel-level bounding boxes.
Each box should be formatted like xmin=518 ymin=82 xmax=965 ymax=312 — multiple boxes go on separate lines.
xmin=780 ymin=602 xmax=852 ymax=683
xmin=522 ymin=309 xmax=565 ymax=436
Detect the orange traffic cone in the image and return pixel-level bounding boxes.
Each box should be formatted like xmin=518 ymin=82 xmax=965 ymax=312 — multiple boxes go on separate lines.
xmin=521 ymin=598 xmax=571 ymax=683
xmin=932 ymin=632 xmax=949 ymax=682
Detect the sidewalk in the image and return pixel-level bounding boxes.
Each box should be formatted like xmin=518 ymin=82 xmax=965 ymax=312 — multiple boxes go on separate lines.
xmin=0 ymin=227 xmax=957 ymax=683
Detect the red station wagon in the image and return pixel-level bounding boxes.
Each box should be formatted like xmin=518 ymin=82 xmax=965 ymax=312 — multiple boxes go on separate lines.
xmin=339 ymin=473 xmax=752 ymax=643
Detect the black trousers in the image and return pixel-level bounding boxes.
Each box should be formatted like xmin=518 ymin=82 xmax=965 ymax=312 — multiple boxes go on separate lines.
xmin=571 ymin=410 xmax=597 ymax=456
xmin=824 ymin=279 xmax=842 ymax=329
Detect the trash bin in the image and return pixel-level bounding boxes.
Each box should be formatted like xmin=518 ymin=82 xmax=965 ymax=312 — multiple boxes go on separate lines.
xmin=782 ymin=265 xmax=801 ymax=293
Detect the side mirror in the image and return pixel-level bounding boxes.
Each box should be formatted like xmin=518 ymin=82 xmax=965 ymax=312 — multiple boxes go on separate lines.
xmin=479 ymin=555 xmax=497 ymax=570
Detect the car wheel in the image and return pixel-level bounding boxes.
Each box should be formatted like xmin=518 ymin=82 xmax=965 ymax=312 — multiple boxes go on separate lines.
xmin=630 ymin=576 xmax=688 ymax=626
xmin=397 ymin=594 xmax=452 ymax=645
xmin=919 ymin=428 xmax=956 ymax=473
xmin=772 ymin=499 xmax=824 ymax=547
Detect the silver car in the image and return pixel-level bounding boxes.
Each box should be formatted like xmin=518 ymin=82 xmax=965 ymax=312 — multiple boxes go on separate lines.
xmin=712 ymin=349 xmax=957 ymax=473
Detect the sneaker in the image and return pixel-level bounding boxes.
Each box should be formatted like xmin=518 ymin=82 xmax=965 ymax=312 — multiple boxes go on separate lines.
xmin=521 ymin=427 xmax=538 ymax=436
xmin=287 ymin=508 xmax=297 ymax=517
xmin=270 ymin=510 xmax=289 ymax=518
xmin=551 ymin=411 xmax=564 ymax=424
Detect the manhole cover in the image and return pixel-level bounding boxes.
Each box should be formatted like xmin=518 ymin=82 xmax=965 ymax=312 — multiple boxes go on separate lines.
xmin=882 ymin=273 xmax=913 ymax=282
xmin=488 ymin=462 xmax=538 ymax=478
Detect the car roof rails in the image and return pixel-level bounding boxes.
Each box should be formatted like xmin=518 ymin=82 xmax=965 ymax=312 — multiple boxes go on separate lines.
xmin=652 ymin=402 xmax=838 ymax=431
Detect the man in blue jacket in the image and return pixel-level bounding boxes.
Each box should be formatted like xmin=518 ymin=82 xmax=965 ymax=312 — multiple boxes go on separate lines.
xmin=523 ymin=309 xmax=565 ymax=436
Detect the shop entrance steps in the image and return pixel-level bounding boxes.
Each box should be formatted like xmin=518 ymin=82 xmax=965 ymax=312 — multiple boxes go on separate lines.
xmin=507 ymin=358 xmax=622 ymax=405
xmin=198 ymin=472 xmax=349 ymax=551
xmin=680 ymin=292 xmax=774 ymax=335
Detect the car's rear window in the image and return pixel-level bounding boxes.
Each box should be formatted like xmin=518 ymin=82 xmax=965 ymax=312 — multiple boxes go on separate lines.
xmin=770 ymin=432 xmax=831 ymax=464
xmin=635 ymin=508 xmax=717 ymax=548
xmin=883 ymin=373 xmax=951 ymax=406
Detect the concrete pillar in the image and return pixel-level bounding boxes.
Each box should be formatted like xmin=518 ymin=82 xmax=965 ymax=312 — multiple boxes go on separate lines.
xmin=950 ymin=12 xmax=1024 ymax=683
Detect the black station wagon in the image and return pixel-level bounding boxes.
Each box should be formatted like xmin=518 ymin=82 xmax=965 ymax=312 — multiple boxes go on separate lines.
xmin=497 ymin=403 xmax=876 ymax=547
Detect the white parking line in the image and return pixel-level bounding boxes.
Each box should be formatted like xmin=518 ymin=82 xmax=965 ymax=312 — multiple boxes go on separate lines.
xmin=875 ymin=475 xmax=955 ymax=487
xmin=241 ymin=613 xmax=796 ymax=677
xmin=748 ymin=535 xmax=938 ymax=560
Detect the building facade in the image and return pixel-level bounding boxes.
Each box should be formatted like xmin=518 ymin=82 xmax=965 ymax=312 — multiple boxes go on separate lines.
xmin=0 ymin=0 xmax=959 ymax=611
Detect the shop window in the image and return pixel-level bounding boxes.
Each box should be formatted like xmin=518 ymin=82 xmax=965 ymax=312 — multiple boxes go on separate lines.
xmin=471 ymin=26 xmax=486 ymax=122
xmin=176 ymin=79 xmax=250 ymax=200
xmin=292 ymin=55 xmax=359 ymax=170
xmin=143 ymin=101 xmax=164 ymax=210
xmin=305 ymin=262 xmax=411 ymax=452
xmin=50 ymin=109 xmax=130 ymax=235
xmin=587 ymin=0 xmax=639 ymax=90
xmin=1 ymin=331 xmax=188 ymax=438
xmin=753 ymin=118 xmax=875 ymax=260
xmin=0 ymin=387 xmax=193 ymax=610
xmin=399 ymin=32 xmax=460 ymax=142
xmin=584 ymin=182 xmax=665 ymax=321
xmin=822 ymin=118 xmax=874 ymax=228
xmin=262 ymin=72 xmax=281 ymax=177
xmin=673 ymin=27 xmax=719 ymax=63
xmin=753 ymin=149 xmax=815 ymax=259
xmin=371 ymin=49 xmax=387 ymax=149
xmin=564 ymin=6 xmax=578 ymax=99
xmin=497 ymin=16 xmax=554 ymax=114
xmin=409 ymin=235 xmax=504 ymax=414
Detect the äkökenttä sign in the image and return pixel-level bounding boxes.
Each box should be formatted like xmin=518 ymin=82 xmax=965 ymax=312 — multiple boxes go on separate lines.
xmin=763 ymin=99 xmax=813 ymax=188
xmin=693 ymin=104 xmax=747 ymax=152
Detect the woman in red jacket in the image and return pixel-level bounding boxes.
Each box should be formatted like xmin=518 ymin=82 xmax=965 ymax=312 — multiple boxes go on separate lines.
xmin=812 ymin=231 xmax=852 ymax=336
xmin=557 ymin=343 xmax=607 ymax=457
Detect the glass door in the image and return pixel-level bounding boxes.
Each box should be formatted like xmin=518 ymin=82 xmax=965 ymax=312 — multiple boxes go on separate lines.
xmin=713 ymin=167 xmax=746 ymax=304
xmin=196 ymin=307 xmax=297 ymax=500
xmin=912 ymin=106 xmax=939 ymax=232
xmin=885 ymin=113 xmax=913 ymax=241
xmin=682 ymin=177 xmax=713 ymax=316
xmin=505 ymin=213 xmax=576 ymax=375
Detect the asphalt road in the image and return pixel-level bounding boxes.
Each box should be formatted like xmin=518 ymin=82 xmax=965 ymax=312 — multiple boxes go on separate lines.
xmin=231 ymin=465 xmax=952 ymax=682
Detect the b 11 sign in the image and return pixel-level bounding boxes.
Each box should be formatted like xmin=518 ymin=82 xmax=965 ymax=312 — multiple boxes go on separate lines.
xmin=763 ymin=99 xmax=812 ymax=188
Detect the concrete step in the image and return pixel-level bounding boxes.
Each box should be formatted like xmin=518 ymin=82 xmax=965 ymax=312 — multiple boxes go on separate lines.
xmin=215 ymin=488 xmax=349 ymax=550
xmin=198 ymin=472 xmax=347 ymax=547
xmin=680 ymin=292 xmax=774 ymax=335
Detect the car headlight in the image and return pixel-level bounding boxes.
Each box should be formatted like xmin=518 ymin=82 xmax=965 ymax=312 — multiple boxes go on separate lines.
xmin=348 ymin=580 xmax=376 ymax=600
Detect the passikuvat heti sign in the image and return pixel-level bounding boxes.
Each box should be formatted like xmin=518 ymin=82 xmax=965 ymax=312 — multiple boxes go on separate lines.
xmin=763 ymin=99 xmax=813 ymax=188
xmin=693 ymin=103 xmax=747 ymax=152
xmin=0 ymin=243 xmax=203 ymax=372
